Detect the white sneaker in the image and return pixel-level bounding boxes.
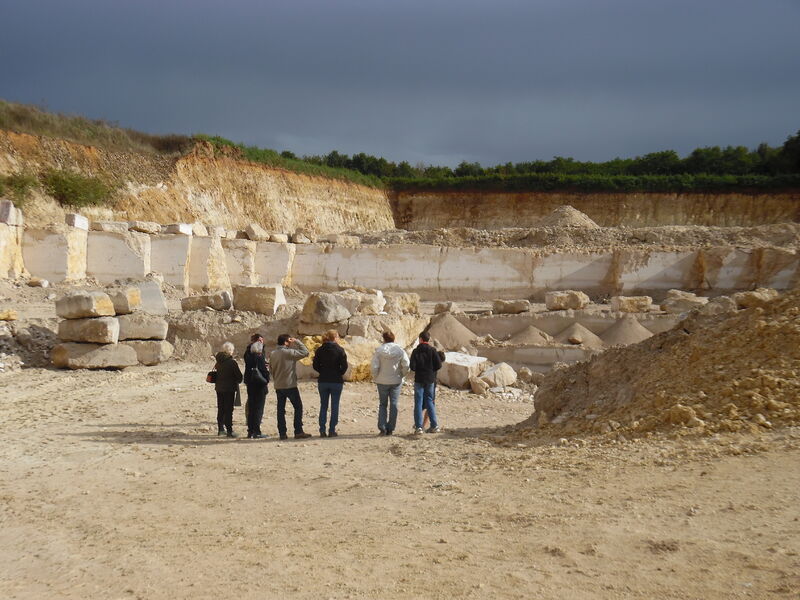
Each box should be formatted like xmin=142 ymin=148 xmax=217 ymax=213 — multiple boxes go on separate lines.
xmin=414 ymin=427 xmax=423 ymax=434
xmin=426 ymin=426 xmax=441 ymax=433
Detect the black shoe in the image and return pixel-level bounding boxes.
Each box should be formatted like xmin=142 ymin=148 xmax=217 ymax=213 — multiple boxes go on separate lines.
xmin=295 ymin=432 xmax=312 ymax=439
xmin=378 ymin=429 xmax=386 ymax=436
xmin=218 ymin=429 xmax=226 ymax=436
xmin=386 ymin=430 xmax=393 ymax=436
xmin=246 ymin=433 xmax=253 ymax=439
xmin=328 ymin=431 xmax=338 ymax=437
xmin=252 ymin=433 xmax=269 ymax=439
xmin=227 ymin=431 xmax=238 ymax=438
xmin=279 ymin=434 xmax=288 ymax=440
xmin=320 ymin=431 xmax=328 ymax=438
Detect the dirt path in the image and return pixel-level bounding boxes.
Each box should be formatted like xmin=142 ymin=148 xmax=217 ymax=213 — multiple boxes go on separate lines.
xmin=1 ymin=363 xmax=798 ymax=599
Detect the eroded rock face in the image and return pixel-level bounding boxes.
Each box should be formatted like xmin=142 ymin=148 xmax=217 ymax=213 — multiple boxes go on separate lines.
xmin=232 ymin=284 xmax=286 ymax=315
xmin=492 ymin=299 xmax=531 ymax=314
xmin=122 ymin=340 xmax=174 ymax=365
xmin=610 ymin=295 xmax=652 ymax=313
xmin=56 ymin=291 xmax=115 ymax=319
xmin=545 ymin=290 xmax=590 ymax=311
xmin=181 ymin=290 xmax=233 ymax=312
xmin=58 ymin=317 xmax=120 ymax=344
xmin=117 ymin=313 xmax=168 ymax=340
xmin=51 ymin=342 xmax=138 ymax=369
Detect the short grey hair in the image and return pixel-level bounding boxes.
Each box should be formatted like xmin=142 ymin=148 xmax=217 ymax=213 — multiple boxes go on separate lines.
xmin=220 ymin=341 xmax=235 ymax=355
xmin=251 ymin=341 xmax=263 ymax=354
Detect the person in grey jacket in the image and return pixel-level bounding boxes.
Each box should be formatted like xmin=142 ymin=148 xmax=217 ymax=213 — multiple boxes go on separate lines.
xmin=269 ymin=334 xmax=312 ymax=440
xmin=370 ymin=330 xmax=410 ymax=436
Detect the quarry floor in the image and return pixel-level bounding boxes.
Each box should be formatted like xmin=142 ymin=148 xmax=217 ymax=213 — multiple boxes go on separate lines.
xmin=0 ymin=363 xmax=798 ymax=600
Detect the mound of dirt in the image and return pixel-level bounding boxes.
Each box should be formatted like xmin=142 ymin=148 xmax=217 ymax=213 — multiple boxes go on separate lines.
xmin=426 ymin=313 xmax=477 ymax=351
xmin=554 ymin=323 xmax=605 ymax=349
xmin=507 ymin=325 xmax=552 ymax=345
xmin=519 ymin=289 xmax=800 ymax=438
xmin=537 ymin=205 xmax=601 ymax=229
xmin=600 ymin=315 xmax=654 ymax=346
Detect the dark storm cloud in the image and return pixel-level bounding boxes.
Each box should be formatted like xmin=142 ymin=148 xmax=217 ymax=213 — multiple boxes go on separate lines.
xmin=2 ymin=0 xmax=799 ymax=166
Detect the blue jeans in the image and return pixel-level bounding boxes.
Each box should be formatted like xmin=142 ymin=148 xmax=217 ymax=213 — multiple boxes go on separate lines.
xmin=376 ymin=383 xmax=401 ymax=433
xmin=413 ymin=382 xmax=438 ymax=429
xmin=318 ymin=382 xmax=343 ymax=434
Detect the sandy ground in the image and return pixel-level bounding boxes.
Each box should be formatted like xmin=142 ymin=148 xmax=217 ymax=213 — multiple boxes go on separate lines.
xmin=0 ymin=361 xmax=798 ymax=600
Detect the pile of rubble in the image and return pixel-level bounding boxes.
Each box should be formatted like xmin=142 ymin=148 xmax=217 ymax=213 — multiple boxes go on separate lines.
xmin=51 ymin=287 xmax=173 ymax=369
xmin=518 ymin=288 xmax=800 ymax=438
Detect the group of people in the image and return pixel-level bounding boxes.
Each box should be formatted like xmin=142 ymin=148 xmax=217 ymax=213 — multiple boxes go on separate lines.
xmin=211 ymin=330 xmax=444 ymax=439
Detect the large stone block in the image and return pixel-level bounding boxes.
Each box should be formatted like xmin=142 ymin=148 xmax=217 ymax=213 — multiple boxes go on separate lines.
xmin=164 ymin=223 xmax=192 ymax=236
xmin=437 ymin=352 xmax=488 ymax=390
xmin=58 ymin=317 xmax=120 ymax=344
xmin=123 ymin=340 xmax=174 ymax=365
xmin=545 ymin=290 xmax=590 ymax=311
xmin=51 ymin=342 xmax=138 ymax=369
xmin=253 ymin=241 xmax=295 ymax=285
xmin=181 ymin=290 xmax=233 ymax=311
xmin=610 ymin=295 xmax=652 ymax=313
xmin=56 ymin=291 xmax=115 ymax=319
xmin=117 ymin=313 xmax=168 ymax=340
xmin=150 ymin=234 xmax=192 ymax=290
xmin=301 ymin=292 xmax=352 ymax=324
xmin=65 ymin=213 xmax=89 ymax=231
xmin=107 ymin=287 xmax=142 ymax=315
xmin=245 ymin=223 xmax=270 ymax=241
xmin=187 ymin=236 xmax=230 ymax=292
xmin=86 ymin=231 xmax=151 ymax=284
xmin=270 ymin=233 xmax=289 ymax=243
xmin=0 ymin=222 xmax=25 ymax=279
xmin=222 ymin=239 xmax=257 ymax=285
xmin=91 ymin=221 xmax=129 ymax=233
xmin=22 ymin=227 xmax=88 ymax=282
xmin=136 ymin=280 xmax=168 ymax=315
xmin=128 ymin=220 xmax=161 ymax=234
xmin=492 ymin=299 xmax=531 ymax=314
xmin=232 ymin=284 xmax=286 ymax=315
xmin=479 ymin=362 xmax=517 ymax=387
xmin=660 ymin=289 xmax=708 ymax=314
xmin=733 ymin=288 xmax=779 ymax=309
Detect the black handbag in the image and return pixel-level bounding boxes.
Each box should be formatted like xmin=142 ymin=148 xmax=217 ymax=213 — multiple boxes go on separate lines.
xmin=234 ymin=386 xmax=242 ymax=407
xmin=206 ymin=369 xmax=217 ymax=383
xmin=247 ymin=366 xmax=269 ymax=386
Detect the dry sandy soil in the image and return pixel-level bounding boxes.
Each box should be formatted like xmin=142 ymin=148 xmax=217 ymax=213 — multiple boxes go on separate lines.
xmin=1 ymin=361 xmax=798 ymax=599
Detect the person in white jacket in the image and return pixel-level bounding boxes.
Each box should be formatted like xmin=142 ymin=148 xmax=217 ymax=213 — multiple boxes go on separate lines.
xmin=370 ymin=330 xmax=410 ymax=435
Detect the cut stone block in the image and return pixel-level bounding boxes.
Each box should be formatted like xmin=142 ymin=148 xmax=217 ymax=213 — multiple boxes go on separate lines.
xmin=181 ymin=290 xmax=233 ymax=311
xmin=150 ymin=234 xmax=192 ymax=290
xmin=438 ymin=352 xmax=488 ymax=389
xmin=91 ymin=221 xmax=129 ymax=234
xmin=107 ymin=287 xmax=142 ymax=315
xmin=86 ymin=231 xmax=151 ymax=284
xmin=56 ymin=291 xmax=115 ymax=319
xmin=232 ymin=284 xmax=286 ymax=315
xmin=52 ymin=342 xmax=138 ymax=369
xmin=610 ymin=295 xmax=652 ymax=313
xmin=187 ymin=236 xmax=230 ymax=292
xmin=65 ymin=213 xmax=89 ymax=230
xmin=479 ymin=362 xmax=517 ymax=387
xmin=222 ymin=239 xmax=257 ymax=285
xmin=301 ymin=292 xmax=351 ymax=324
xmin=117 ymin=313 xmax=168 ymax=340
xmin=733 ymin=288 xmax=779 ymax=309
xmin=545 ymin=290 xmax=590 ymax=310
xmin=164 ymin=223 xmax=193 ymax=236
xmin=492 ymin=299 xmax=531 ymax=314
xmin=123 ymin=340 xmax=174 ymax=366
xmin=245 ymin=223 xmax=270 ymax=241
xmin=254 ymin=241 xmax=295 ymax=286
xmin=136 ymin=280 xmax=168 ymax=315
xmin=0 ymin=200 xmax=22 ymax=226
xmin=58 ymin=317 xmax=120 ymax=344
xmin=23 ymin=227 xmax=88 ymax=282
xmin=192 ymin=223 xmax=208 ymax=237
xmin=270 ymin=233 xmax=289 ymax=243
xmin=127 ymin=220 xmax=161 ymax=234
xmin=660 ymin=289 xmax=708 ymax=314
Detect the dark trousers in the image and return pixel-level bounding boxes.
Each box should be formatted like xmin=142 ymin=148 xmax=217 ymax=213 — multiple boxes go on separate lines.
xmin=276 ymin=387 xmax=304 ymax=436
xmin=216 ymin=390 xmax=235 ymax=432
xmin=246 ymin=384 xmax=268 ymax=436
xmin=318 ymin=381 xmax=343 ymax=434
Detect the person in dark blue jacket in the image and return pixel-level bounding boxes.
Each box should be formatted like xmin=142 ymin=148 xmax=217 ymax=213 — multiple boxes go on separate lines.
xmin=409 ymin=331 xmax=442 ymax=434
xmin=312 ymin=329 xmax=348 ymax=437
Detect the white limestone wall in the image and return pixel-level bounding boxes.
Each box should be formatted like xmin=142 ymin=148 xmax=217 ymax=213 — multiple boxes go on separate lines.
xmin=150 ymin=234 xmax=192 ymax=290
xmin=222 ymin=239 xmax=257 ymax=286
xmin=22 ymin=227 xmax=87 ymax=282
xmin=0 ymin=223 xmax=25 ymax=279
xmin=532 ymin=252 xmax=614 ymax=298
xmin=187 ymin=236 xmax=230 ymax=292
xmin=254 ymin=242 xmax=296 ymax=286
xmin=86 ymin=231 xmax=151 ymax=284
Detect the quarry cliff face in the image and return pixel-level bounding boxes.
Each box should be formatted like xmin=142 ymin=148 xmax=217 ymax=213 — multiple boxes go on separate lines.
xmin=0 ymin=132 xmax=394 ymax=233
xmin=390 ymin=190 xmax=800 ymax=229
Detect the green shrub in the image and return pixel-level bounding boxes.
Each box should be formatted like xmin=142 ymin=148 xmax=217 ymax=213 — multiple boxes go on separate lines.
xmin=42 ymin=170 xmax=112 ymax=207
xmin=0 ymin=172 xmax=39 ymax=206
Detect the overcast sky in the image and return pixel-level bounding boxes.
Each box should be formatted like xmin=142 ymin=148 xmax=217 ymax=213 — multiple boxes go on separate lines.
xmin=2 ymin=0 xmax=799 ymax=167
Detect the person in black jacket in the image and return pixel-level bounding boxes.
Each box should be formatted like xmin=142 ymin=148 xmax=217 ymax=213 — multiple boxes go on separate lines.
xmin=409 ymin=331 xmax=442 ymax=434
xmin=312 ymin=329 xmax=348 ymax=437
xmin=214 ymin=341 xmax=243 ymax=438
xmin=243 ymin=339 xmax=270 ymax=439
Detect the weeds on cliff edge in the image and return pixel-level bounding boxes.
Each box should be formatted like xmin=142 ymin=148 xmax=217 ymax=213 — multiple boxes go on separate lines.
xmin=0 ymin=173 xmax=39 ymax=207
xmin=41 ymin=170 xmax=112 ymax=207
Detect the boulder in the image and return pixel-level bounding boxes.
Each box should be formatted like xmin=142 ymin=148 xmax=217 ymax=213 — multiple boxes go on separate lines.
xmin=65 ymin=213 xmax=89 ymax=230
xmin=384 ymin=292 xmax=420 ymax=315
xmin=610 ymin=295 xmax=652 ymax=313
xmin=245 ymin=223 xmax=271 ymax=241
xmin=164 ymin=223 xmax=193 ymax=236
xmin=58 ymin=316 xmax=120 ymax=344
xmin=479 ymin=362 xmax=517 ymax=387
xmin=733 ymin=288 xmax=779 ymax=309
xmin=0 ymin=309 xmax=19 ymax=321
xmin=517 ymin=366 xmax=534 ymax=383
xmin=28 ymin=277 xmax=49 ymax=288
xmin=434 ymin=301 xmax=460 ymax=314
xmin=56 ymin=291 xmax=115 ymax=319
xmin=437 ymin=352 xmax=489 ymax=390
xmin=492 ymin=299 xmax=531 ymax=314
xmin=123 ymin=340 xmax=174 ymax=366
xmin=333 ymin=289 xmax=385 ymax=315
xmin=301 ymin=292 xmax=352 ymax=324
xmin=469 ymin=376 xmax=490 ymax=395
xmin=127 ymin=221 xmax=161 ymax=234
xmin=545 ymin=290 xmax=590 ymax=311
xmin=136 ymin=280 xmax=168 ymax=315
xmin=107 ymin=287 xmax=142 ymax=315
xmin=51 ymin=342 xmax=138 ymax=369
xmin=270 ymin=233 xmax=289 ymax=243
xmin=117 ymin=313 xmax=168 ymax=340
xmin=91 ymin=221 xmax=129 ymax=234
xmin=699 ymin=295 xmax=738 ymax=316
xmin=291 ymin=232 xmax=312 ymax=244
xmin=181 ymin=290 xmax=233 ymax=311
xmin=660 ymin=289 xmax=708 ymax=314
xmin=232 ymin=284 xmax=286 ymax=315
